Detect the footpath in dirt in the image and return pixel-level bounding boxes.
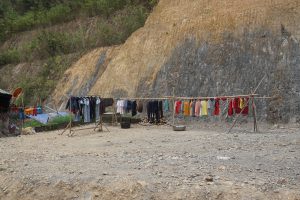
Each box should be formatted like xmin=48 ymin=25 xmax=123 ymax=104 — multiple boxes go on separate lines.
xmin=0 ymin=124 xmax=299 ymax=200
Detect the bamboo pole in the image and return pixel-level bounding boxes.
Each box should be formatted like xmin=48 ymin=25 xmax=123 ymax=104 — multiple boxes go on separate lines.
xmin=173 ymin=94 xmax=259 ymax=100
xmin=116 ymin=94 xmax=259 ymax=101
xmin=60 ymin=96 xmax=73 ymax=136
xmin=68 ymin=96 xmax=72 ymax=136
xmin=226 ymin=74 xmax=266 ymax=134
xmin=21 ymin=93 xmax=24 ymax=134
xmin=252 ymin=97 xmax=258 ymax=132
xmin=9 ymin=95 xmax=273 ymax=111
xmin=172 ymin=87 xmax=175 ymax=126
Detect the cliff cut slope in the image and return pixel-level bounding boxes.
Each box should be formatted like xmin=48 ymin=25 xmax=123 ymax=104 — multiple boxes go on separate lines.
xmin=52 ymin=0 xmax=300 ymax=122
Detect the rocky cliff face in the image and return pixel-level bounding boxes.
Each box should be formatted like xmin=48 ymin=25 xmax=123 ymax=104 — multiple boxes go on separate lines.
xmin=52 ymin=0 xmax=300 ymax=122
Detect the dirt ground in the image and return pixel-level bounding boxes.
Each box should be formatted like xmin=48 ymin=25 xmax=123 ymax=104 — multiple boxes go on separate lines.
xmin=0 ymin=123 xmax=300 ymax=200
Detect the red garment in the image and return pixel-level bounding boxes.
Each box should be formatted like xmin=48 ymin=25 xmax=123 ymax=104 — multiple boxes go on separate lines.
xmin=242 ymin=97 xmax=249 ymax=115
xmin=234 ymin=98 xmax=242 ymax=114
xmin=10 ymin=105 xmax=18 ymax=113
xmin=221 ymin=97 xmax=227 ymax=101
xmin=228 ymin=99 xmax=234 ymax=116
xmin=33 ymin=107 xmax=37 ymax=116
xmin=175 ymin=101 xmax=182 ymax=115
xmin=214 ymin=98 xmax=220 ymax=116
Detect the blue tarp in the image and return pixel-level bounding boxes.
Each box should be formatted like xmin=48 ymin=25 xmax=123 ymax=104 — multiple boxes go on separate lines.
xmin=28 ymin=112 xmax=68 ymax=125
xmin=30 ymin=114 xmax=49 ymax=124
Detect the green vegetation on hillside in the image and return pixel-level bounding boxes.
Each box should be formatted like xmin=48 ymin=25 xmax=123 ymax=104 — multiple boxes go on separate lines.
xmin=18 ymin=55 xmax=79 ymax=105
xmin=0 ymin=0 xmax=158 ymax=66
xmin=0 ymin=0 xmax=157 ymax=40
xmin=0 ymin=0 xmax=157 ymax=105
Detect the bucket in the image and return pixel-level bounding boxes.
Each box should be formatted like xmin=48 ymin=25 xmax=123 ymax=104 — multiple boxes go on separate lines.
xmin=121 ymin=122 xmax=131 ymax=129
xmin=173 ymin=125 xmax=186 ymax=131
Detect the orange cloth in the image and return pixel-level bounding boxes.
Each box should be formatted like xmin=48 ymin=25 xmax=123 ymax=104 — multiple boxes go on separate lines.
xmin=25 ymin=108 xmax=34 ymax=115
xmin=183 ymin=101 xmax=190 ymax=116
xmin=189 ymin=101 xmax=193 ymax=116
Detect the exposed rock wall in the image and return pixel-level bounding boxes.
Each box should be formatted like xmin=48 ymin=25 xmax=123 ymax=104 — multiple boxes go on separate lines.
xmin=52 ymin=0 xmax=300 ymax=122
xmin=138 ymin=27 xmax=300 ymax=122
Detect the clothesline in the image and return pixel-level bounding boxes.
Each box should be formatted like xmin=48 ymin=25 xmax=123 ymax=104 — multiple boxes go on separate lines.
xmin=114 ymin=94 xmax=269 ymax=101
xmin=118 ymin=97 xmax=170 ymax=100
xmin=10 ymin=95 xmax=273 ymax=110
xmin=171 ymin=94 xmax=259 ymax=100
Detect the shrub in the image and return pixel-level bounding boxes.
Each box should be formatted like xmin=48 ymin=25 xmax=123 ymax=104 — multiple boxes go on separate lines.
xmin=83 ymin=0 xmax=127 ymax=17
xmin=0 ymin=49 xmax=20 ymax=66
xmin=23 ymin=120 xmax=44 ymax=128
xmin=96 ymin=21 xmax=122 ymax=46
xmin=121 ymin=5 xmax=148 ymax=38
xmin=36 ymin=31 xmax=68 ymax=58
xmin=49 ymin=115 xmax=72 ymax=125
xmin=16 ymin=55 xmax=71 ymax=105
xmin=44 ymin=4 xmax=72 ymax=25
xmin=11 ymin=11 xmax=35 ymax=32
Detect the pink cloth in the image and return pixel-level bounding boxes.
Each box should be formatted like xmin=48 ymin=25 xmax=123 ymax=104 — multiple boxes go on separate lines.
xmin=195 ymin=100 xmax=201 ymax=117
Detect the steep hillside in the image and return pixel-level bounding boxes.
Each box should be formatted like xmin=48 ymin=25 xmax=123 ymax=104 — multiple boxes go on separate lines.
xmin=52 ymin=0 xmax=300 ymax=122
xmin=0 ymin=0 xmax=157 ymax=105
xmin=50 ymin=46 xmax=121 ymax=109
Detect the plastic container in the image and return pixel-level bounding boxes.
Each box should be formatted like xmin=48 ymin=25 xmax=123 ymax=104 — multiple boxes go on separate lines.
xmin=121 ymin=122 xmax=131 ymax=129
xmin=173 ymin=125 xmax=186 ymax=131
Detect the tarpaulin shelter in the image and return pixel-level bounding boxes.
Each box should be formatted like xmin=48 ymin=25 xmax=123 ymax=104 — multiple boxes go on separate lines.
xmin=0 ymin=89 xmax=12 ymax=113
xmin=0 ymin=89 xmax=13 ymax=137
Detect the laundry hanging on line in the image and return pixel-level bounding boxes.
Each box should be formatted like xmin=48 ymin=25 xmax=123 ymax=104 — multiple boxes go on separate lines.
xmin=116 ymin=99 xmax=166 ymax=123
xmin=174 ymin=97 xmax=250 ymax=118
xmin=116 ymin=100 xmax=139 ymax=116
xmin=66 ymin=96 xmax=113 ymax=123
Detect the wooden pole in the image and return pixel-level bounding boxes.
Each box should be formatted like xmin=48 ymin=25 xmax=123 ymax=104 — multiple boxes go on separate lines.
xmin=21 ymin=93 xmax=24 ymax=134
xmin=252 ymin=96 xmax=258 ymax=132
xmin=119 ymin=96 xmax=271 ymax=100
xmin=226 ymin=74 xmax=266 ymax=134
xmin=93 ymin=94 xmax=265 ymax=101
xmin=172 ymin=87 xmax=175 ymax=126
xmin=60 ymin=96 xmax=73 ymax=136
xmin=68 ymin=96 xmax=73 ymax=136
xmin=112 ymin=100 xmax=117 ymax=126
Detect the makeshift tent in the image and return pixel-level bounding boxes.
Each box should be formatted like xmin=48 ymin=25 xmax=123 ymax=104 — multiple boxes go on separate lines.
xmin=0 ymin=89 xmax=12 ymax=113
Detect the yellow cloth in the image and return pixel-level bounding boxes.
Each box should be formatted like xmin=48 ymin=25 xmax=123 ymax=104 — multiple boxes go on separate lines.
xmin=184 ymin=101 xmax=190 ymax=116
xmin=239 ymin=98 xmax=244 ymax=109
xmin=200 ymin=100 xmax=208 ymax=116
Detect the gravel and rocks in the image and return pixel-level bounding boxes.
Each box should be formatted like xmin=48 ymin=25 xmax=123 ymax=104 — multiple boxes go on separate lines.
xmin=0 ymin=123 xmax=299 ymax=199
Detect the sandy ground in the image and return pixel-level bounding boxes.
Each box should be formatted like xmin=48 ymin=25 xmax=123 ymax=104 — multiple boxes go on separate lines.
xmin=0 ymin=123 xmax=300 ymax=200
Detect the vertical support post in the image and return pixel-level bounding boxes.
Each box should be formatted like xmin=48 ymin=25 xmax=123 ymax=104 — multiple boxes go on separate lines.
xmin=172 ymin=87 xmax=175 ymax=126
xmin=252 ymin=96 xmax=258 ymax=132
xmin=69 ymin=96 xmax=72 ymax=135
xmin=21 ymin=93 xmax=24 ymax=134
xmin=100 ymin=114 xmax=103 ymax=131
